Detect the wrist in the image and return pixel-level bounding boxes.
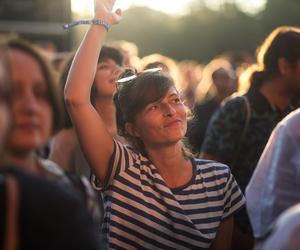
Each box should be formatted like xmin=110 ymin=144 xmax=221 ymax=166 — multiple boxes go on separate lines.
xmin=63 ymin=18 xmax=110 ymax=31
xmin=90 ymin=19 xmax=110 ymax=31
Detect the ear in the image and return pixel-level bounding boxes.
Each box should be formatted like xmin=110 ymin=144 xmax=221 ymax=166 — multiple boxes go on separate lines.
xmin=125 ymin=122 xmax=141 ymax=137
xmin=278 ymin=57 xmax=291 ymax=76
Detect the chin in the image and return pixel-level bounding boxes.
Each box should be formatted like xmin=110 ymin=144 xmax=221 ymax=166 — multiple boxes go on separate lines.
xmin=166 ymin=134 xmax=184 ymax=144
xmin=9 ymin=138 xmax=46 ymax=152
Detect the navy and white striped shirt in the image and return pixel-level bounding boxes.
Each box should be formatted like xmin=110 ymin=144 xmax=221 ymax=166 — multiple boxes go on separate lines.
xmin=101 ymin=141 xmax=245 ymax=249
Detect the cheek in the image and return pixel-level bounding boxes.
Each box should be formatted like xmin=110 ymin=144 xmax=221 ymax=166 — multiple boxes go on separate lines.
xmin=0 ymin=106 xmax=11 ymax=145
xmin=178 ymin=105 xmax=188 ymax=119
xmin=44 ymin=105 xmax=53 ymax=133
xmin=11 ymin=98 xmax=21 ymax=115
xmin=39 ymin=102 xmax=53 ymax=140
xmin=95 ymin=69 xmax=109 ymax=80
xmin=94 ymin=71 xmax=106 ymax=84
xmin=132 ymin=115 xmax=158 ymax=137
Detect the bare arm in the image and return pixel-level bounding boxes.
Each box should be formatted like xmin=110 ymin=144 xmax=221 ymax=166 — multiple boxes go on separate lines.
xmin=64 ymin=0 xmax=122 ymax=183
xmin=210 ymin=217 xmax=233 ymax=250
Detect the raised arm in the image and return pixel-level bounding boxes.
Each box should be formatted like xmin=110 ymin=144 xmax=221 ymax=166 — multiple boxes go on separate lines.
xmin=64 ymin=0 xmax=122 ymax=183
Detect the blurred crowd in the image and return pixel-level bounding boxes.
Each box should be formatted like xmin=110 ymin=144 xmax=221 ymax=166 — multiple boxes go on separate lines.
xmin=0 ymin=7 xmax=300 ymax=249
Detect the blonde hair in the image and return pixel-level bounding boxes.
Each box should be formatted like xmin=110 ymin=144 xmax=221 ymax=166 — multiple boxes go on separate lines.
xmin=141 ymin=53 xmax=183 ymax=92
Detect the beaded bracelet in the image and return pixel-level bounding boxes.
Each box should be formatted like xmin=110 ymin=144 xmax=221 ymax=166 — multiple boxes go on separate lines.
xmin=63 ymin=19 xmax=110 ymax=31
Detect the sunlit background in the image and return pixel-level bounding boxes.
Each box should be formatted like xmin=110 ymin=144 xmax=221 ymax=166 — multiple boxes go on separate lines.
xmin=67 ymin=0 xmax=298 ymax=62
xmin=71 ymin=0 xmax=267 ymax=17
xmin=0 ymin=0 xmax=297 ymax=63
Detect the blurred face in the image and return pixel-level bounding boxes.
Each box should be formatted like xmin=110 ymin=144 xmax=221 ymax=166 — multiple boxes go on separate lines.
xmin=213 ymin=68 xmax=237 ymax=95
xmin=94 ymin=58 xmax=123 ymax=98
xmin=129 ymin=87 xmax=187 ymax=148
xmin=0 ymin=60 xmax=11 ymax=153
xmin=7 ymin=48 xmax=53 ymax=153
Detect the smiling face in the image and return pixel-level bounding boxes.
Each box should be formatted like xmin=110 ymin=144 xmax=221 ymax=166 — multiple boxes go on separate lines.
xmin=6 ymin=48 xmax=53 ymax=153
xmin=128 ymin=87 xmax=187 ymax=148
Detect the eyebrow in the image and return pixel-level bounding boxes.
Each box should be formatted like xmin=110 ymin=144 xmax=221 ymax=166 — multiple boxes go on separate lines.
xmin=167 ymin=92 xmax=179 ymax=99
xmin=156 ymin=92 xmax=179 ymax=104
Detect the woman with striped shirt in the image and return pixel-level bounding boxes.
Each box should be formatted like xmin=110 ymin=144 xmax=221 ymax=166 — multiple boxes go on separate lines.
xmin=64 ymin=0 xmax=245 ymax=249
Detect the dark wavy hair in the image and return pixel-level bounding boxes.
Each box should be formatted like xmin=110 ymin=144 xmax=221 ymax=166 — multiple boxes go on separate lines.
xmin=250 ymin=26 xmax=300 ymax=89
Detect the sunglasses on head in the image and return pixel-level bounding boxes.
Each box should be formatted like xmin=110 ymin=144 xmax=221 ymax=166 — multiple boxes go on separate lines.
xmin=116 ymin=67 xmax=162 ymax=84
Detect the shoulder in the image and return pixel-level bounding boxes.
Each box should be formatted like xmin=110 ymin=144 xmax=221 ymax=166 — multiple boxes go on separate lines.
xmin=39 ymin=159 xmax=72 ymax=185
xmin=208 ymin=95 xmax=247 ymax=124
xmin=39 ymin=159 xmax=67 ymax=178
xmin=193 ymin=158 xmax=231 ymax=181
xmin=115 ymin=140 xmax=144 ymax=161
xmin=220 ymin=94 xmax=247 ymax=110
xmin=277 ymin=109 xmax=300 ymax=135
xmin=1 ymin=167 xmax=77 ymax=203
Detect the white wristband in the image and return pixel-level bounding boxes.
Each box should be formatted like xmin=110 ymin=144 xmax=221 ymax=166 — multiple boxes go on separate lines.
xmin=63 ymin=19 xmax=110 ymax=31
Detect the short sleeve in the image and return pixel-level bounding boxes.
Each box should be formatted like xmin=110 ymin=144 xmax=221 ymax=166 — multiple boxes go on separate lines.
xmin=201 ymin=96 xmax=247 ymax=164
xmin=101 ymin=140 xmax=136 ymax=190
xmin=222 ymin=167 xmax=246 ymax=220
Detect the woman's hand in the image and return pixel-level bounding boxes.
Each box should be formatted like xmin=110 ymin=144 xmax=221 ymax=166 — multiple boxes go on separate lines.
xmin=94 ymin=0 xmax=122 ymax=25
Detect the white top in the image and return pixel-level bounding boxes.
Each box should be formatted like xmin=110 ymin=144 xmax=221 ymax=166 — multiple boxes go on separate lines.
xmin=246 ymin=108 xmax=300 ymax=239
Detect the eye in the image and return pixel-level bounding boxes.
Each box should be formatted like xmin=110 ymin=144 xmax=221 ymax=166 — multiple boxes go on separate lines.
xmin=172 ymin=97 xmax=182 ymax=104
xmin=149 ymin=104 xmax=159 ymax=111
xmin=97 ymin=63 xmax=109 ymax=70
xmin=146 ymin=104 xmax=159 ymax=112
xmin=34 ymin=83 xmax=49 ymax=101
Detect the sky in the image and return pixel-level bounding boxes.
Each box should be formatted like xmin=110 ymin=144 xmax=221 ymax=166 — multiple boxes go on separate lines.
xmin=71 ymin=0 xmax=267 ymax=17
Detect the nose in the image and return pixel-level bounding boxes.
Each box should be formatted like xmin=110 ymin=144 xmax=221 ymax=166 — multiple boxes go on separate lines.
xmin=162 ymin=103 xmax=176 ymax=117
xmin=18 ymin=89 xmax=40 ymax=113
xmin=113 ymin=65 xmax=124 ymax=79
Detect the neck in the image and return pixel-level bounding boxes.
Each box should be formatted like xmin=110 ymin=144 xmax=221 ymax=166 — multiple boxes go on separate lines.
xmin=259 ymin=78 xmax=295 ymax=110
xmin=146 ymin=143 xmax=192 ymax=188
xmin=7 ymin=150 xmax=39 ymax=174
xmin=95 ymin=97 xmax=117 ymax=136
xmin=214 ymin=93 xmax=228 ymax=104
xmin=148 ymin=143 xmax=183 ymax=167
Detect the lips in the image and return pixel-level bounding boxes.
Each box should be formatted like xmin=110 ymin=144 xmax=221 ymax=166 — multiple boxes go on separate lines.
xmin=16 ymin=122 xmax=39 ymax=131
xmin=164 ymin=119 xmax=182 ymax=128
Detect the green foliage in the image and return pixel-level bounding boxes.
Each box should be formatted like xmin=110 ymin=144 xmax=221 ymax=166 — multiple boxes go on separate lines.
xmin=107 ymin=0 xmax=300 ymax=63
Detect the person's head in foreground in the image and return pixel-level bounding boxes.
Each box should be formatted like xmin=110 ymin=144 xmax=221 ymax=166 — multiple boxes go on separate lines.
xmin=0 ymin=35 xmax=62 ymax=170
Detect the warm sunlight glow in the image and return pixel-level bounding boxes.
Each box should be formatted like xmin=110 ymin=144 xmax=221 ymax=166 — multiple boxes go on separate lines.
xmin=116 ymin=0 xmax=194 ymax=16
xmin=205 ymin=0 xmax=266 ymax=14
xmin=236 ymin=0 xmax=267 ymax=14
xmin=71 ymin=0 xmax=194 ymax=17
xmin=71 ymin=0 xmax=267 ymax=17
xmin=71 ymin=0 xmax=94 ymax=17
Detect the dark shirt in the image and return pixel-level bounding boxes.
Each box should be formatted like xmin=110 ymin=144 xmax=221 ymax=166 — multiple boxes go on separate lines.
xmin=0 ymin=167 xmax=104 ymax=250
xmin=187 ymin=98 xmax=220 ymax=152
xmin=201 ymin=87 xmax=300 ymax=192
